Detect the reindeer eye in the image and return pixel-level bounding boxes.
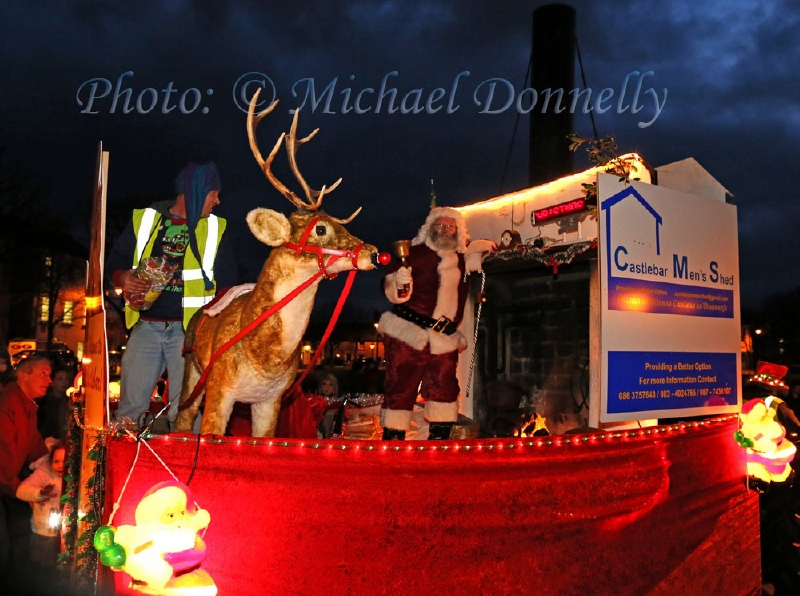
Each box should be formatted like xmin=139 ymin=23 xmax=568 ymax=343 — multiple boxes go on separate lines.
xmin=316 ymin=225 xmax=326 ymax=236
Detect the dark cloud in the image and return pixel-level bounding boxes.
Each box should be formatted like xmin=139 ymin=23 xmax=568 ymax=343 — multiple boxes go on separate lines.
xmin=1 ymin=0 xmax=797 ymax=312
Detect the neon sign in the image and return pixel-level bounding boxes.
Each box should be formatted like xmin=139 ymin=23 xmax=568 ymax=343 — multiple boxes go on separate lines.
xmin=532 ymin=198 xmax=586 ymax=225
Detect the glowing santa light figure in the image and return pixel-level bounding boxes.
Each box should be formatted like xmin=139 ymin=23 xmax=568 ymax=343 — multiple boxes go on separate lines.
xmin=95 ymin=481 xmax=216 ymax=595
xmin=736 ymin=397 xmax=797 ymax=485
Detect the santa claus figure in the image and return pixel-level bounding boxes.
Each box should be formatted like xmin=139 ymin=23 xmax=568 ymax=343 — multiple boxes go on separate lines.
xmin=378 ymin=207 xmax=493 ymax=440
xmin=101 ymin=481 xmax=216 ymax=596
xmin=737 ymin=397 xmax=797 ymax=485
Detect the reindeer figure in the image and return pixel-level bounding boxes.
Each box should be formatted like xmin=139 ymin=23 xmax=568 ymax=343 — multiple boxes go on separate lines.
xmin=174 ymin=89 xmax=378 ymax=437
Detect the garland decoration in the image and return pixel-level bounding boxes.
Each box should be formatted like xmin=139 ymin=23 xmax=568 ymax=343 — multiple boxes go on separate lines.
xmin=485 ymin=240 xmax=597 ymax=273
xmin=59 ymin=392 xmax=83 ymax=573
xmin=60 ymin=390 xmax=123 ymax=591
xmin=77 ymin=430 xmax=107 ymax=591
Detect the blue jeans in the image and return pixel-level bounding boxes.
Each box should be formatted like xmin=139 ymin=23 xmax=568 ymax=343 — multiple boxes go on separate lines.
xmin=117 ymin=320 xmax=185 ymax=426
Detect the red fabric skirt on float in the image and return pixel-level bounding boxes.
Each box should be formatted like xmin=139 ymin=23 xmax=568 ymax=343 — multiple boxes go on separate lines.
xmin=103 ymin=415 xmax=761 ymax=596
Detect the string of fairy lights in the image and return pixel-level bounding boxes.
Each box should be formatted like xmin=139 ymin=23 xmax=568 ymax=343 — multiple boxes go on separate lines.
xmin=141 ymin=414 xmax=738 ymax=452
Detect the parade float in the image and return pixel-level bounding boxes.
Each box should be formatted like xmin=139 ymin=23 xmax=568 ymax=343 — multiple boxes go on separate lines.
xmin=53 ymin=78 xmax=778 ymax=596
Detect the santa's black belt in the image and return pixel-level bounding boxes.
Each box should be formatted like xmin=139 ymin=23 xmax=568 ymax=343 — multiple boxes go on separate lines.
xmin=392 ymin=304 xmax=458 ymax=335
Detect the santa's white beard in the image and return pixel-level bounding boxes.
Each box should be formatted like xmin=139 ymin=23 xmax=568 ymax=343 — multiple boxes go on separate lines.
xmin=429 ymin=230 xmax=457 ymax=251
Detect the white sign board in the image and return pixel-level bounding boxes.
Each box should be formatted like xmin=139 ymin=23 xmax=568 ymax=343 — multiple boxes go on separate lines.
xmin=598 ymin=174 xmax=741 ymax=422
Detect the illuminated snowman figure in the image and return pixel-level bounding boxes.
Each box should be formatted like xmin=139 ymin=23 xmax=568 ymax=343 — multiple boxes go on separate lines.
xmin=96 ymin=481 xmax=216 ymax=595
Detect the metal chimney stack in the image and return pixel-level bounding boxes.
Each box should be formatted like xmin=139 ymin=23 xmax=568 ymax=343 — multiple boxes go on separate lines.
xmin=529 ymin=3 xmax=576 ymax=187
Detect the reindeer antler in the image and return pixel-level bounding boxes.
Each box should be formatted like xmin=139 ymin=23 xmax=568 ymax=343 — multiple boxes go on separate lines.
xmin=247 ymin=87 xmax=360 ymax=222
xmin=284 ymin=110 xmax=342 ymax=210
xmin=327 ymin=206 xmax=362 ymax=225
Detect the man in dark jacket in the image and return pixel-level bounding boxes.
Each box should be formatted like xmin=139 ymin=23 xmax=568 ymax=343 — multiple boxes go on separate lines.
xmin=0 ymin=354 xmax=51 ymax=576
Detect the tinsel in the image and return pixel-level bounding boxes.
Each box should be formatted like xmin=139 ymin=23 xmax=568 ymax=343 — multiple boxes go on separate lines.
xmin=341 ymin=393 xmax=384 ymax=408
xmin=59 ymin=397 xmax=129 ymax=591
xmin=485 ymin=240 xmax=597 ymax=273
xmin=59 ymin=394 xmax=83 ymax=574
xmin=77 ymin=431 xmax=107 ymax=592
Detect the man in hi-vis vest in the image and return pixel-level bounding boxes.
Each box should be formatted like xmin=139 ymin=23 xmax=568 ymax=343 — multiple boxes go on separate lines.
xmin=108 ymin=162 xmax=237 ymax=430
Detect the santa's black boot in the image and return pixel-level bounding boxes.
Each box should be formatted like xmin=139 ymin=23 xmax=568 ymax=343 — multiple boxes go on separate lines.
xmin=382 ymin=427 xmax=407 ymax=440
xmin=428 ymin=422 xmax=454 ymax=440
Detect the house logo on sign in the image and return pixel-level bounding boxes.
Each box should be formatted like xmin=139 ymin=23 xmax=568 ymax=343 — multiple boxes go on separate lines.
xmin=601 ymin=186 xmax=665 ymax=281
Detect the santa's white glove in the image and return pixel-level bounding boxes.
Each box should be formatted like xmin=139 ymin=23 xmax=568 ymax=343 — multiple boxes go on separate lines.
xmin=464 ymin=253 xmax=483 ymax=274
xmin=395 ymin=266 xmax=412 ymax=285
xmin=464 ymin=239 xmax=496 ymax=274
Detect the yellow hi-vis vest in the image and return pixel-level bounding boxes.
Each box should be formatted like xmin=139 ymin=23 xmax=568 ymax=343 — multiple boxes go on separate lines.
xmin=125 ymin=207 xmax=227 ymax=329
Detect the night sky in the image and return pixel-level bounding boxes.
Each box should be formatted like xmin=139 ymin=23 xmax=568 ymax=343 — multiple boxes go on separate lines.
xmin=1 ymin=0 xmax=797 ymax=315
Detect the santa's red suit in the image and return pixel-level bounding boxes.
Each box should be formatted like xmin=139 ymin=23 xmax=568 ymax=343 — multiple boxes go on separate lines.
xmin=379 ymin=207 xmax=493 ymax=436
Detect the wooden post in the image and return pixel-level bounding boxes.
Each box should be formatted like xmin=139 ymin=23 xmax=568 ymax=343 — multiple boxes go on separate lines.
xmin=76 ymin=142 xmax=110 ymax=563
xmin=588 ymin=255 xmax=601 ymax=428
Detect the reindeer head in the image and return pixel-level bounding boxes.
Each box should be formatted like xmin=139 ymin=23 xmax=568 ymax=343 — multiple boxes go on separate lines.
xmin=246 ymin=208 xmax=377 ymax=275
xmin=246 ymin=88 xmax=378 ymax=276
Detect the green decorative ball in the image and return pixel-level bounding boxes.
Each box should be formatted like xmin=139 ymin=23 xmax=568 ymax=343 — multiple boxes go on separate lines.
xmin=93 ymin=525 xmax=116 ymax=552
xmin=100 ymin=543 xmax=126 ymax=568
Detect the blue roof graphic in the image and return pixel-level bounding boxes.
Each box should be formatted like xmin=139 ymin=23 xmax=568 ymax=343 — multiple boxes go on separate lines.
xmin=600 ymin=186 xmax=662 ymax=256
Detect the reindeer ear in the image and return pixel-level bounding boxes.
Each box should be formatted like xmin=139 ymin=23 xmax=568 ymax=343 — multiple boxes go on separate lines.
xmin=246 ymin=208 xmax=291 ymax=247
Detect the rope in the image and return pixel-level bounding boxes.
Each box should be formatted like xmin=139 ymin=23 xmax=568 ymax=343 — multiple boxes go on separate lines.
xmin=499 ymin=50 xmax=533 ymax=197
xmin=134 ymin=432 xmax=184 ymax=485
xmin=108 ymin=427 xmax=203 ymax=526
xmin=465 ymin=271 xmax=486 ymax=400
xmin=575 ymin=36 xmax=600 ymax=141
xmin=107 ymin=439 xmax=142 ymax=526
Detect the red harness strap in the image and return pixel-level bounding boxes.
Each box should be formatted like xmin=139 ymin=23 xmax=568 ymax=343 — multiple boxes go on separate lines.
xmin=283 ymin=216 xmax=364 ymax=276
xmin=293 ymin=267 xmax=356 ymax=388
xmin=179 ymin=216 xmax=363 ymax=413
